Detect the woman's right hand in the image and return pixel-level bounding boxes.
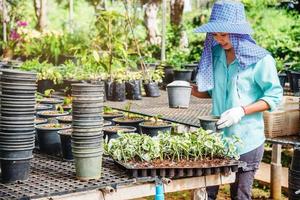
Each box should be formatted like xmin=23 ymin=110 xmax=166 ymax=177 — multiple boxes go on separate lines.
xmin=191 ymin=83 xmax=211 ymax=98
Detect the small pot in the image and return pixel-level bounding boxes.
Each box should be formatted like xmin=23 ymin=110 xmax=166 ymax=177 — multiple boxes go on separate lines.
xmin=198 ymin=116 xmax=221 ymax=133
xmin=167 ymin=81 xmax=192 ymax=108
xmin=103 ymin=125 xmax=136 ymax=141
xmin=173 ymin=69 xmax=193 ymax=82
xmin=58 ymin=129 xmax=73 ymax=161
xmin=37 ymin=111 xmax=69 ymax=119
xmin=0 ymin=148 xmax=33 ymax=160
xmin=36 ymin=123 xmax=71 ymax=156
xmin=56 ymin=115 xmax=72 ymax=124
xmin=139 ymin=121 xmax=172 ymax=137
xmin=36 ymin=97 xmax=63 ymax=105
xmin=113 ymin=81 xmax=126 ymax=102
xmin=103 ymin=112 xmax=124 ymax=125
xmin=184 ymin=64 xmax=198 ymax=82
xmin=0 ymin=158 xmax=31 ymax=183
xmin=112 ymin=117 xmax=144 ymax=133
xmin=125 ymin=80 xmax=142 ymax=100
xmin=162 ymin=65 xmax=174 ymax=84
xmin=35 ymin=104 xmax=53 ymax=112
xmin=73 ymin=153 xmax=103 ymax=181
xmin=143 ymin=82 xmax=160 ymax=97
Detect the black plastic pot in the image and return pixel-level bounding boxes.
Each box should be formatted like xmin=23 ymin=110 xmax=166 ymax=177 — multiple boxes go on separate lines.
xmin=37 ymin=79 xmax=55 ymax=93
xmin=58 ymin=129 xmax=73 ymax=161
xmin=105 ymin=80 xmax=114 ymax=101
xmin=288 ymin=71 xmax=300 ymax=93
xmin=184 ymin=64 xmax=198 ymax=82
xmin=289 ymin=165 xmax=300 ymax=199
xmin=173 ymin=69 xmax=193 ymax=82
xmin=162 ymin=65 xmax=174 ymax=84
xmin=37 ymin=111 xmax=69 ymax=119
xmin=278 ymin=73 xmax=287 ymax=88
xmin=143 ymin=82 xmax=160 ymax=97
xmin=139 ymin=121 xmax=172 ymax=137
xmin=125 ymin=80 xmax=142 ymax=100
xmin=112 ymin=117 xmax=144 ymax=133
xmin=103 ymin=126 xmax=136 ymax=141
xmin=103 ymin=112 xmax=124 ymax=125
xmin=198 ymin=116 xmax=221 ymax=133
xmin=0 ymin=148 xmax=33 ymax=160
xmin=36 ymin=104 xmax=53 ymax=112
xmin=37 ymin=98 xmax=63 ymax=105
xmin=56 ymin=115 xmax=72 ymax=124
xmin=113 ymin=81 xmax=126 ymax=101
xmin=0 ymin=159 xmax=31 ymax=183
xmin=36 ymin=124 xmax=71 ymax=156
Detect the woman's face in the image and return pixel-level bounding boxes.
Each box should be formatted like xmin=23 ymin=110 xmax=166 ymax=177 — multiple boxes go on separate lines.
xmin=212 ymin=32 xmax=233 ymax=50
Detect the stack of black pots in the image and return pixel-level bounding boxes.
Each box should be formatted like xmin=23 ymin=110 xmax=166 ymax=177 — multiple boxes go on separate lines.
xmin=71 ymin=83 xmax=104 ymax=181
xmin=0 ymin=69 xmax=37 ymax=183
xmin=289 ymin=147 xmax=300 ymax=199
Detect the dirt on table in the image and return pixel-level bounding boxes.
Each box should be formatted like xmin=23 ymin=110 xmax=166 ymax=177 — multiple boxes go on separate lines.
xmin=124 ymin=158 xmax=235 ymax=169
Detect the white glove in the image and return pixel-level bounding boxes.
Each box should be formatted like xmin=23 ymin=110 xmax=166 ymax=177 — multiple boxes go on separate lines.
xmin=216 ymin=107 xmax=245 ymax=129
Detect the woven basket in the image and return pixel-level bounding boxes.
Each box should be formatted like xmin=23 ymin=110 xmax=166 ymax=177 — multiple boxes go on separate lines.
xmin=264 ymin=110 xmax=286 ymax=138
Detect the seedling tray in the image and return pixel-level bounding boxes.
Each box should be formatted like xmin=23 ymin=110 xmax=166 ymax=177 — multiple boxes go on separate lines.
xmin=114 ymin=159 xmax=246 ymax=178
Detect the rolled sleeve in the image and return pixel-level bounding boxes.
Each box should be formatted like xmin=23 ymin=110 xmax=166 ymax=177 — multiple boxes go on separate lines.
xmin=254 ymin=55 xmax=283 ymax=111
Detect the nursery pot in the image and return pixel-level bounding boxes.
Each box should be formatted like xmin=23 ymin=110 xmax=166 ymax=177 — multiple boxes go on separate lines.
xmin=37 ymin=79 xmax=55 ymax=93
xmin=103 ymin=112 xmax=124 ymax=125
xmin=167 ymin=81 xmax=192 ymax=108
xmin=36 ymin=104 xmax=53 ymax=112
xmin=113 ymin=81 xmax=126 ymax=101
xmin=139 ymin=121 xmax=172 ymax=137
xmin=0 ymin=158 xmax=31 ymax=183
xmin=162 ymin=65 xmax=174 ymax=84
xmin=289 ymin=71 xmax=300 ymax=93
xmin=143 ymin=82 xmax=160 ymax=97
xmin=58 ymin=129 xmax=73 ymax=160
xmin=103 ymin=126 xmax=136 ymax=141
xmin=37 ymin=111 xmax=69 ymax=119
xmin=173 ymin=69 xmax=193 ymax=82
xmin=278 ymin=73 xmax=287 ymax=88
xmin=105 ymin=80 xmax=114 ymax=101
xmin=198 ymin=116 xmax=221 ymax=133
xmin=73 ymin=151 xmax=103 ymax=181
xmin=36 ymin=124 xmax=71 ymax=156
xmin=112 ymin=117 xmax=144 ymax=133
xmin=125 ymin=80 xmax=142 ymax=100
xmin=56 ymin=115 xmax=72 ymax=124
xmin=184 ymin=64 xmax=198 ymax=82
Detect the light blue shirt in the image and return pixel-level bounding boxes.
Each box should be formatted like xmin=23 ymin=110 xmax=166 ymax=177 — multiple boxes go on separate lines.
xmin=209 ymin=45 xmax=283 ymax=155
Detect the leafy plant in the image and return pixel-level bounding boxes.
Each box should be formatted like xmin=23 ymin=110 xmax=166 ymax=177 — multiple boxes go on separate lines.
xmin=44 ymin=89 xmax=55 ymax=98
xmin=63 ymin=96 xmax=73 ymax=106
xmin=105 ymin=128 xmax=242 ymax=163
xmin=55 ymin=104 xmax=65 ymax=114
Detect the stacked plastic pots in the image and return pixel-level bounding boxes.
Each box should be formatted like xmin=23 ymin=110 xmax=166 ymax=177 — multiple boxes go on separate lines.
xmin=0 ymin=69 xmax=37 ymax=183
xmin=71 ymin=83 xmax=104 ymax=181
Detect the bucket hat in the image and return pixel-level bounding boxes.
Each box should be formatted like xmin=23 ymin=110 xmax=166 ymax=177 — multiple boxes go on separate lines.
xmin=195 ymin=1 xmax=253 ymax=34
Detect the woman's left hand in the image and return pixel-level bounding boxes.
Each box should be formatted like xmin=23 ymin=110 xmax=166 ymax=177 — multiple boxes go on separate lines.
xmin=216 ymin=107 xmax=245 ymax=129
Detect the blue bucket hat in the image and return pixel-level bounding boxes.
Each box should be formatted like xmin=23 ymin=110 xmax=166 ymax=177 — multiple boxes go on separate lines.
xmin=195 ymin=1 xmax=253 ymax=34
xmin=194 ymin=1 xmax=269 ymax=92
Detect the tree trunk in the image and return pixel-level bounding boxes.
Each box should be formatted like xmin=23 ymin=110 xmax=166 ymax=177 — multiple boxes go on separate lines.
xmin=144 ymin=0 xmax=160 ymax=45
xmin=34 ymin=0 xmax=47 ymax=31
xmin=170 ymin=0 xmax=184 ymax=27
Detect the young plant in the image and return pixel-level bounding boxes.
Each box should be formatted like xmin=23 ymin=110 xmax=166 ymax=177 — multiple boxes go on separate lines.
xmin=63 ymin=96 xmax=73 ymax=106
xmin=55 ymin=104 xmax=65 ymax=114
xmin=44 ymin=89 xmax=55 ymax=98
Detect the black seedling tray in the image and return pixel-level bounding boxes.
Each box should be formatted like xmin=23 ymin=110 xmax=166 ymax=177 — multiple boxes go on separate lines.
xmin=114 ymin=159 xmax=246 ymax=178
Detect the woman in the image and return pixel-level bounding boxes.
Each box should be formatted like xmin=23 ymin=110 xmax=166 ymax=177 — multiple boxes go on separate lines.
xmin=192 ymin=1 xmax=283 ymax=200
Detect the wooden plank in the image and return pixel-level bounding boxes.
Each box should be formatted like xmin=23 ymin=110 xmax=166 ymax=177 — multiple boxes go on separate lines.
xmin=270 ymin=144 xmax=282 ymax=200
xmin=255 ymin=162 xmax=288 ymax=189
xmin=38 ymin=173 xmax=236 ymax=200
